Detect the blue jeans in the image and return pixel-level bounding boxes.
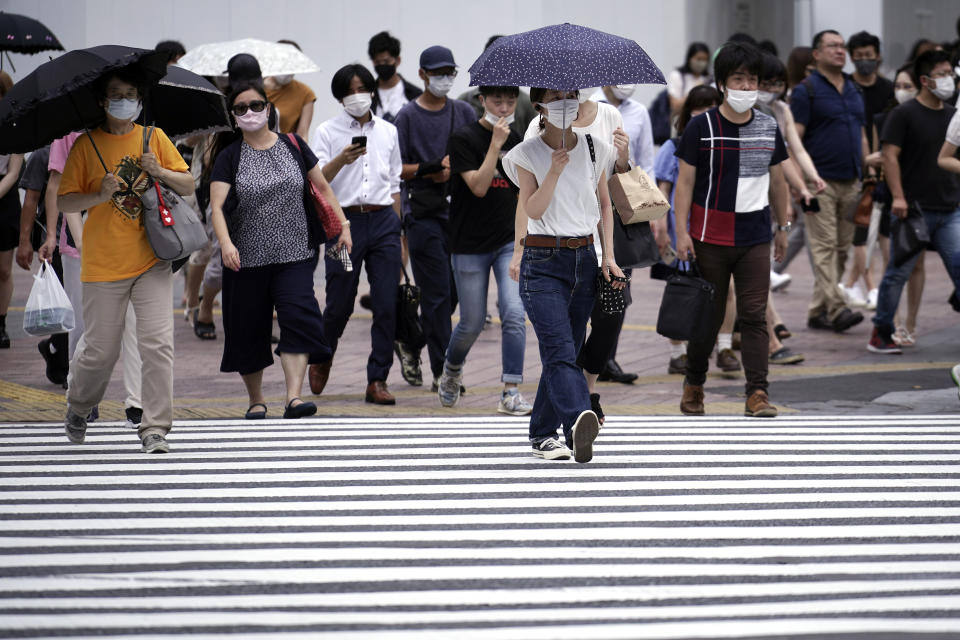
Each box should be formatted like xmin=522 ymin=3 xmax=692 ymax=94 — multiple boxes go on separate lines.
xmin=446 ymin=242 xmax=525 ymax=383
xmin=520 ymin=244 xmax=597 ymax=444
xmin=873 ymin=208 xmax=960 ymax=332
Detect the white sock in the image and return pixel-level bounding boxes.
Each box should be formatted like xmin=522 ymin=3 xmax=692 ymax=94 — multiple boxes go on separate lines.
xmin=670 ymin=342 xmax=686 ymax=358
xmin=717 ymin=333 xmax=732 ymax=352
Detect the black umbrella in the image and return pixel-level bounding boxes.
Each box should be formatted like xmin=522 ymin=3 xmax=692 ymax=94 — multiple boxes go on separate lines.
xmin=0 ymin=45 xmax=167 ymax=162
xmin=137 ymin=65 xmax=231 ymax=139
xmin=0 ymin=12 xmax=64 ymax=70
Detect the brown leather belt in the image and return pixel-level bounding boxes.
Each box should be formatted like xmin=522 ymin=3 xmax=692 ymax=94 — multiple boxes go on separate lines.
xmin=342 ymin=204 xmax=391 ymax=214
xmin=521 ymin=234 xmax=594 ymax=249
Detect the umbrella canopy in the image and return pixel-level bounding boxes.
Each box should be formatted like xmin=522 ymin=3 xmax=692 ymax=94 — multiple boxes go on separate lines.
xmin=468 ymin=23 xmax=665 ymax=91
xmin=137 ymin=65 xmax=231 ymax=139
xmin=177 ymin=38 xmax=319 ymax=77
xmin=0 ymin=12 xmax=63 ymax=54
xmin=0 ymin=45 xmax=167 ymax=154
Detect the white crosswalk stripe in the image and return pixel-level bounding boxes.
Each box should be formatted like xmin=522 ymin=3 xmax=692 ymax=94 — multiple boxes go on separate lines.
xmin=1 ymin=415 xmax=959 ymax=639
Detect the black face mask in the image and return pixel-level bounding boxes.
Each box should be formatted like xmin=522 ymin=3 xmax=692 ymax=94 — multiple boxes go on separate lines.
xmin=854 ymin=59 xmax=879 ymax=76
xmin=375 ymin=64 xmax=397 ymax=81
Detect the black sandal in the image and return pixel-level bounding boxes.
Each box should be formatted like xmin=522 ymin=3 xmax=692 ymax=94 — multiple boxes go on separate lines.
xmin=589 ymin=393 xmax=605 ymax=426
xmin=245 ymin=403 xmax=267 ymax=419
xmin=192 ymin=308 xmax=217 ymax=340
xmin=774 ymin=323 xmax=791 ymax=340
xmin=283 ymin=398 xmax=317 ymax=419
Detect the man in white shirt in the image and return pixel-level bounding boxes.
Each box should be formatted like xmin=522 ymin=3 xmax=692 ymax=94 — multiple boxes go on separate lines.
xmin=309 ymin=64 xmax=403 ymax=405
xmin=599 ymin=84 xmax=656 ymax=176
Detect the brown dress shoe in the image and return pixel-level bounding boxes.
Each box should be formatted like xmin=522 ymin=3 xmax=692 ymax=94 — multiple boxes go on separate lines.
xmin=745 ymin=389 xmax=778 ymax=417
xmin=365 ymin=380 xmax=396 ymax=405
xmin=716 ymin=348 xmax=742 ymax=372
xmin=680 ymin=381 xmax=705 ymax=415
xmin=308 ymin=361 xmax=332 ymax=395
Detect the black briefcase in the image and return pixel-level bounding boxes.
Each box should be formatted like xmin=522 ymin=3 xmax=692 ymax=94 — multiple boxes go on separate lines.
xmin=655 ymin=261 xmax=716 ymax=342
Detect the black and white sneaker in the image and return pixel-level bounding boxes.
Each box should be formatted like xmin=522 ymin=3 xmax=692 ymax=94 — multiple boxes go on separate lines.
xmin=64 ymin=406 xmax=87 ymax=444
xmin=141 ymin=434 xmax=169 ymax=454
xmin=571 ymin=410 xmax=600 ymax=463
xmin=394 ymin=341 xmax=423 ymax=386
xmin=125 ymin=407 xmax=143 ymax=430
xmin=533 ymin=437 xmax=571 ymax=460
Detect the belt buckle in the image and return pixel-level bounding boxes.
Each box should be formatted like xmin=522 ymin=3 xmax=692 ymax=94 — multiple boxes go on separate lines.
xmin=565 ymin=237 xmax=581 ymax=249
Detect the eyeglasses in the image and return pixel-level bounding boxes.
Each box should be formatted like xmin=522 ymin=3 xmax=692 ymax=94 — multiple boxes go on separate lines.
xmin=231 ymin=100 xmax=268 ymax=116
xmin=107 ymin=91 xmax=139 ymax=101
xmin=425 ymin=69 xmax=457 ymax=78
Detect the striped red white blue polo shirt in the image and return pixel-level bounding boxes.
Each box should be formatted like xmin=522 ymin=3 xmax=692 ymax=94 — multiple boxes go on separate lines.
xmin=675 ymin=107 xmax=788 ymax=247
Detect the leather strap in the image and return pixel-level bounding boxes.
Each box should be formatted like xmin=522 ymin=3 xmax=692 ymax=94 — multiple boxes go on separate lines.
xmin=521 ymin=234 xmax=594 ymax=249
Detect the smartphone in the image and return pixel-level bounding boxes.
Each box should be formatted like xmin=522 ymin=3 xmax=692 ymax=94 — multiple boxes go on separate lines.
xmin=351 ymin=136 xmax=367 ymax=148
xmin=801 ymin=197 xmax=820 ymax=213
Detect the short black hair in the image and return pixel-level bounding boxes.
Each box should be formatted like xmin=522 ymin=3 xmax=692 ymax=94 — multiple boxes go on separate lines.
xmin=478 ymin=85 xmax=519 ymax=97
xmin=277 ymin=39 xmax=301 ymax=52
xmin=847 ymin=31 xmax=881 ymax=55
xmin=812 ymin=29 xmax=841 ymax=50
xmin=760 ymin=53 xmax=787 ymax=84
xmin=728 ymin=32 xmax=757 ymax=46
xmin=914 ymin=48 xmax=951 ymax=82
xmin=331 ymin=64 xmax=376 ymax=101
xmin=758 ymin=39 xmax=779 ymax=57
xmin=676 ymin=85 xmax=721 ymax=134
xmin=713 ymin=41 xmax=763 ymax=88
xmin=484 ymin=35 xmax=504 ymax=51
xmin=368 ymin=31 xmax=400 ymax=60
xmin=94 ymin=68 xmax=149 ymax=100
xmin=155 ymin=40 xmax=185 ymax=64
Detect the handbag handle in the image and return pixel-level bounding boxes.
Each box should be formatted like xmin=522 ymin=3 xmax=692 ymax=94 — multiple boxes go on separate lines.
xmin=584 ymin=134 xmax=606 ymax=261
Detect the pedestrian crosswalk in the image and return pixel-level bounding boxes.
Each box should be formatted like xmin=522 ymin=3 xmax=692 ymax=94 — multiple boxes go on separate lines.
xmin=1 ymin=415 xmax=959 ymax=639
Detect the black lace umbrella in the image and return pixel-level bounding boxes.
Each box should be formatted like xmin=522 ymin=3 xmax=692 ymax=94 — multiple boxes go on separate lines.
xmin=0 ymin=12 xmax=64 ymax=70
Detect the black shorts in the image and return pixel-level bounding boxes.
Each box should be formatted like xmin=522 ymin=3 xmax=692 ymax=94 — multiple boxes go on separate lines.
xmin=852 ymin=224 xmax=868 ymax=246
xmin=878 ymin=205 xmax=892 ymax=238
xmin=0 ymin=186 xmax=21 ymax=251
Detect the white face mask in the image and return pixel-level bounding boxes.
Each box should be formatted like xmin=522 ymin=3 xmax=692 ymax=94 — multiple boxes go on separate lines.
xmin=273 ymin=74 xmax=294 ymax=86
xmin=426 ymin=74 xmax=455 ymax=97
xmin=929 ymin=76 xmax=956 ymax=101
xmin=725 ymin=88 xmax=758 ymax=113
xmin=611 ymin=84 xmax=635 ymax=101
xmin=343 ymin=92 xmax=372 ymax=118
xmin=690 ymin=59 xmax=709 ymax=75
xmin=895 ymin=88 xmax=917 ymax=104
xmin=537 ymin=99 xmax=580 ymax=129
xmin=484 ymin=110 xmax=515 ymax=126
xmin=757 ymin=90 xmax=777 ymax=105
xmin=106 ymin=98 xmax=142 ymax=121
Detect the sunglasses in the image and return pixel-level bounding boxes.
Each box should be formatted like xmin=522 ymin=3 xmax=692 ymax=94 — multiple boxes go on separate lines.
xmin=231 ymin=100 xmax=268 ymax=116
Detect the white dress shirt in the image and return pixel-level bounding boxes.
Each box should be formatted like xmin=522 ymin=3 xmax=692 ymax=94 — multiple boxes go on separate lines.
xmin=310 ymin=109 xmax=401 ymax=208
xmin=609 ymin=98 xmax=655 ymax=175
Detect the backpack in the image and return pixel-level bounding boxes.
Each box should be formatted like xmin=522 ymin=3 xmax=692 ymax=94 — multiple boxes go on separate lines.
xmin=649 ymin=89 xmax=671 ymax=145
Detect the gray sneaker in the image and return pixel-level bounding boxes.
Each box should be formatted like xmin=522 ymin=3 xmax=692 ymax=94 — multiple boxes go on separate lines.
xmin=437 ymin=365 xmax=463 ymax=408
xmin=498 ymin=389 xmax=533 ymax=416
xmin=64 ymin=407 xmax=87 ymax=444
xmin=141 ymin=434 xmax=169 ymax=454
xmin=532 ymin=437 xmax=571 ymax=460
xmin=571 ymin=410 xmax=601 ymax=464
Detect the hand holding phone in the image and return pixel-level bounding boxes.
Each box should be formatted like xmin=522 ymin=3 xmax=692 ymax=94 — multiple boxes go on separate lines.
xmin=801 ymin=197 xmax=820 ymax=213
xmin=351 ymin=135 xmax=367 ymax=148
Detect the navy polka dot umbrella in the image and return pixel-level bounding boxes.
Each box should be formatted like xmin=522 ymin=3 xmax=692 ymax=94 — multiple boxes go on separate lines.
xmin=468 ymin=23 xmax=665 ymax=91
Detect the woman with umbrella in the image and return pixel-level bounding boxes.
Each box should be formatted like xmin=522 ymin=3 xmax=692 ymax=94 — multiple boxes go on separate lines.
xmin=58 ymin=67 xmax=193 ymax=454
xmin=501 ymin=88 xmax=626 ymax=464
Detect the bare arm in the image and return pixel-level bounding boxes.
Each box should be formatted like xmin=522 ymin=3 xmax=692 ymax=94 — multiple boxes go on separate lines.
xmin=64 ymin=212 xmax=84 ymax=253
xmin=15 ymin=189 xmax=41 ymax=269
xmin=295 ymin=101 xmax=315 ymax=140
xmin=509 ymin=197 xmax=528 ymax=281
xmin=460 ymin=120 xmax=510 ymax=198
xmin=0 ymin=154 xmax=23 ymax=199
xmin=321 ymin=143 xmax=364 ymax=183
xmin=882 ymin=143 xmax=907 ymax=218
xmin=938 ymin=141 xmax=960 ymax=176
xmin=391 ymin=192 xmax=402 ymax=219
xmin=209 ymin=181 xmax=237 ymax=270
xmin=769 ymin=163 xmax=790 ymax=262
xmin=778 ymin=104 xmax=823 ymax=190
xmin=595 ymin=174 xmax=624 ymax=282
xmin=861 ymin=127 xmax=873 ymax=178
xmin=673 ymin=159 xmax=697 ymax=259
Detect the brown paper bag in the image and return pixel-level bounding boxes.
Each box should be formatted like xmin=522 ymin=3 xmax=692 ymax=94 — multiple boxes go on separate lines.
xmin=608 ymin=166 xmax=670 ymax=224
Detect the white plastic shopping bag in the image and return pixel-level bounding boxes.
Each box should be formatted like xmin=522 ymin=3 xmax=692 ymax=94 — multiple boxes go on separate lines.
xmin=22 ymin=259 xmax=75 ymax=336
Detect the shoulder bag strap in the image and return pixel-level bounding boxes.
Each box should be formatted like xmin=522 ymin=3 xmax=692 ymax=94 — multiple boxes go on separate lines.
xmin=584 ymin=134 xmax=606 ymax=260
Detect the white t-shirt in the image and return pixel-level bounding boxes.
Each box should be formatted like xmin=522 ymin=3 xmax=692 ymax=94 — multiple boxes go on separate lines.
xmin=946 ymin=109 xmax=960 ymax=147
xmin=375 ymin=81 xmax=409 ymax=121
xmin=666 ymin=69 xmax=707 ymax=99
xmin=502 ymin=132 xmax=614 ymax=239
xmin=523 ymin=102 xmax=623 ymax=260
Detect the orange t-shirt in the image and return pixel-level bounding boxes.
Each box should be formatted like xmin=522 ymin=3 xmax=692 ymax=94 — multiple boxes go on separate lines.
xmin=266 ymin=79 xmax=316 ymax=133
xmin=59 ymin=125 xmax=188 ymax=282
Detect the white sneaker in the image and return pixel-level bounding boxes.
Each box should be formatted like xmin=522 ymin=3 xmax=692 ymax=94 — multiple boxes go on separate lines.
xmin=437 ymin=365 xmax=463 ymax=408
xmin=770 ymin=270 xmax=791 ymax=292
xmin=951 ymin=363 xmax=960 ymax=401
xmin=837 ymin=282 xmax=867 ymax=307
xmin=866 ymin=288 xmax=878 ymax=310
xmin=498 ymin=389 xmax=533 ymax=416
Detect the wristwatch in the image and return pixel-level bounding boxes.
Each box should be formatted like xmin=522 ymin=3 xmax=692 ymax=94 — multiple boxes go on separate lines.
xmin=776 ymin=222 xmax=792 ymax=232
